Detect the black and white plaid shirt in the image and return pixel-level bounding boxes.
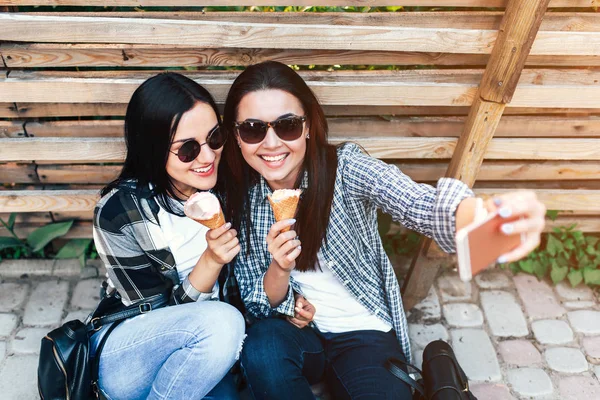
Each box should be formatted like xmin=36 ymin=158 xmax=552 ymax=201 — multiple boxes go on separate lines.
xmin=93 ymin=181 xmax=242 ymax=310
xmin=234 ymin=143 xmax=473 ymax=361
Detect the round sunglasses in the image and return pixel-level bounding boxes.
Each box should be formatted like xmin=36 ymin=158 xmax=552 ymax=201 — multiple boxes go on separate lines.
xmin=169 ymin=125 xmax=226 ymax=163
xmin=234 ymin=115 xmax=307 ymax=144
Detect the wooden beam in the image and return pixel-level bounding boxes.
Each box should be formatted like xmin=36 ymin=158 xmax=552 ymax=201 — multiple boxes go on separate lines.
xmin=0 ymin=162 xmax=38 ymax=183
xmin=0 ymin=1 xmax=592 ymax=8
xmin=0 ymin=221 xmax=93 ymax=239
xmin=4 ymin=137 xmax=600 ymax=162
xmin=402 ymin=0 xmax=552 ymax=310
xmin=0 ymin=13 xmax=598 ymax=56
xmin=0 ymin=190 xmax=99 ymax=212
xmin=2 ymin=69 xmax=600 ymax=108
xmin=0 ymin=121 xmax=25 ymax=138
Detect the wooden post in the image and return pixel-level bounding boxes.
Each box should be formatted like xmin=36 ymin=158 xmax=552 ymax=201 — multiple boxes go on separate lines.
xmin=402 ymin=0 xmax=552 ymax=310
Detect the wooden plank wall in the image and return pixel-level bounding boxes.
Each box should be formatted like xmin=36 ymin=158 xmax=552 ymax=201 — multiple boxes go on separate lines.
xmin=1 ymin=2 xmax=600 ymax=237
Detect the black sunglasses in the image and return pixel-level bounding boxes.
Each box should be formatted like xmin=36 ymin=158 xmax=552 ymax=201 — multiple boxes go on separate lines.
xmin=169 ymin=125 xmax=226 ymax=163
xmin=234 ymin=115 xmax=307 ymax=144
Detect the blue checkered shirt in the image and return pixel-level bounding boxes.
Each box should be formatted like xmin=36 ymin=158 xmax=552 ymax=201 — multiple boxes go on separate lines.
xmin=234 ymin=143 xmax=473 ymax=361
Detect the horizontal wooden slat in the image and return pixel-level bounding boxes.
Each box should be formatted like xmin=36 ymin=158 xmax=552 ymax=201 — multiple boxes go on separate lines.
xmin=4 ymin=137 xmax=600 ymax=162
xmin=25 ymin=116 xmax=600 ymax=138
xmin=398 ymin=161 xmax=600 ymax=181
xmin=3 ymin=69 xmax=600 ymax=108
xmin=0 ymin=121 xmax=25 ymax=138
xmin=3 ymin=188 xmax=599 ymax=213
xmin=4 ymin=103 xmax=600 ymax=119
xmin=0 ymin=1 xmax=592 ymax=8
xmin=1 ymin=14 xmax=599 ymax=56
xmin=0 ymin=162 xmax=38 ymax=183
xmin=0 ymin=212 xmax=52 ymax=224
xmin=37 ymin=165 xmax=121 ymax=184
xmin=30 ymin=161 xmax=600 ymax=185
xmin=0 ymin=190 xmax=99 ymax=212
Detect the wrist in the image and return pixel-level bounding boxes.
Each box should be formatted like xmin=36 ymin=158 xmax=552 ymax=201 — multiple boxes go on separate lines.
xmin=269 ymin=260 xmax=292 ymax=277
xmin=200 ymin=251 xmax=224 ymax=271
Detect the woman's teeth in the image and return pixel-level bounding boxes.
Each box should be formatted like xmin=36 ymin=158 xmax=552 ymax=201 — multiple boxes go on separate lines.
xmin=192 ymin=165 xmax=212 ymax=173
xmin=261 ymin=154 xmax=287 ymax=162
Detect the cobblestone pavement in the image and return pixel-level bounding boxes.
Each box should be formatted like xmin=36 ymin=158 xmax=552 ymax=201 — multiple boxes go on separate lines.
xmin=1 ymin=260 xmax=600 ymax=399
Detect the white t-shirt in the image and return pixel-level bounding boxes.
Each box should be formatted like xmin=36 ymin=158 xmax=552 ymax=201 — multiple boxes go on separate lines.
xmin=291 ymin=253 xmax=392 ymax=333
xmin=157 ymin=202 xmax=219 ymax=299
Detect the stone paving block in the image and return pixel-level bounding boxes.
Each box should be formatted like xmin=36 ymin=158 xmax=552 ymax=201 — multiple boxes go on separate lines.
xmin=23 ymin=280 xmax=69 ymax=327
xmin=474 ymin=270 xmax=512 ymax=290
xmin=437 ymin=273 xmax=472 ymax=303
xmin=555 ymin=281 xmax=594 ymax=302
xmin=583 ymin=336 xmax=600 ymax=359
xmin=411 ymin=288 xmax=441 ymax=321
xmin=595 ymin=366 xmax=600 ymax=381
xmin=558 ymin=376 xmax=600 ymax=400
xmin=564 ymin=301 xmax=596 ymax=310
xmin=514 ymin=274 xmax=566 ymax=319
xmin=507 ymin=368 xmax=553 ymax=398
xmin=63 ymin=309 xmax=93 ymax=324
xmin=71 ymin=279 xmax=103 ymax=310
xmin=11 ymin=328 xmax=47 ymax=355
xmin=498 ymin=340 xmax=542 ymax=366
xmin=545 ymin=347 xmax=588 ymax=373
xmin=0 ymin=355 xmax=41 ymax=399
xmin=480 ymin=291 xmax=528 ymax=337
xmin=531 ymin=320 xmax=573 ymax=345
xmin=81 ymin=265 xmax=100 ymax=279
xmin=451 ymin=329 xmax=501 ymax=382
xmin=0 ymin=313 xmax=18 ymax=337
xmin=568 ymin=310 xmax=600 ymax=335
xmin=413 ymin=348 xmax=424 ymax=369
xmin=408 ymin=323 xmax=448 ymax=349
xmin=0 ymin=283 xmax=29 ymax=312
xmin=52 ymin=259 xmax=83 ymax=277
xmin=0 ymin=259 xmax=54 ymax=278
xmin=470 ymin=383 xmax=515 ymax=400
xmin=442 ymin=303 xmax=483 ymax=327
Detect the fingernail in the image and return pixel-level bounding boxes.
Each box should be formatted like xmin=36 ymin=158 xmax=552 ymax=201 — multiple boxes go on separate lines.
xmin=295 ymin=307 xmax=300 ymax=312
xmin=224 ymin=222 xmax=231 ymax=229
xmin=493 ymin=198 xmax=503 ymax=207
xmin=501 ymin=223 xmax=514 ymax=235
xmin=297 ymin=246 xmax=302 ymax=250
xmin=497 ymin=255 xmax=508 ymax=264
xmin=499 ymin=207 xmax=512 ymax=218
xmin=298 ymin=302 xmax=303 ymax=308
xmin=288 ymin=219 xmax=296 ymax=225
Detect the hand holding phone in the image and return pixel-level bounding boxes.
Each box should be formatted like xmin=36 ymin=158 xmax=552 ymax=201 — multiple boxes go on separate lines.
xmin=456 ymin=210 xmax=524 ymax=282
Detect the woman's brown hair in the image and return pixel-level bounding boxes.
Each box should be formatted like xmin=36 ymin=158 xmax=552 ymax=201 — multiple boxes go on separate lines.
xmin=222 ymin=61 xmax=337 ymax=272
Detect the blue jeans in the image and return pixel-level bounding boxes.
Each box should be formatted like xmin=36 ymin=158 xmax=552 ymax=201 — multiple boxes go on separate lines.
xmin=241 ymin=318 xmax=411 ymax=400
xmin=90 ymin=300 xmax=246 ymax=400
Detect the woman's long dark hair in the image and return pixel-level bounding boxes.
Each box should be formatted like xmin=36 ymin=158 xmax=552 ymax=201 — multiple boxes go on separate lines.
xmin=102 ymin=72 xmax=224 ymax=215
xmin=223 ymin=61 xmax=338 ymax=272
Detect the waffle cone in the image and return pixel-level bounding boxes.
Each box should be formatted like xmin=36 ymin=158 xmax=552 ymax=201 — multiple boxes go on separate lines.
xmin=194 ymin=210 xmax=225 ymax=230
xmin=268 ymin=195 xmax=299 ymax=232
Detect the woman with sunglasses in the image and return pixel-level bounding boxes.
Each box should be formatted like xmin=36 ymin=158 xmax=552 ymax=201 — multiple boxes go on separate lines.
xmin=90 ymin=72 xmax=245 ymax=400
xmin=222 ymin=61 xmax=546 ymax=400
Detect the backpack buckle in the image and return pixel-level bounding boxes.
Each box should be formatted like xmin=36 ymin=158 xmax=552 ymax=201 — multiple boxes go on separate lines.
xmin=90 ymin=317 xmax=102 ymax=332
xmin=139 ymin=303 xmax=152 ymax=313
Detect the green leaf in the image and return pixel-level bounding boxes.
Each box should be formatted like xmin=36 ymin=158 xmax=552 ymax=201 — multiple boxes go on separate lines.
xmin=546 ymin=234 xmax=563 ymax=257
xmin=564 ymin=238 xmax=575 ymax=250
xmin=519 ymin=259 xmax=534 ymax=274
xmin=546 ymin=209 xmax=560 ymax=221
xmin=0 ymin=237 xmax=25 ymax=252
xmin=78 ymin=253 xmax=86 ymax=269
xmin=533 ymin=260 xmax=547 ymax=279
xmin=26 ymin=220 xmax=74 ymax=253
xmin=583 ymin=267 xmax=600 ymax=286
xmin=586 ymin=237 xmax=599 ymax=247
xmin=586 ymin=245 xmax=597 ymax=256
xmin=55 ymin=239 xmax=91 ymax=259
xmin=551 ymin=264 xmax=569 ymax=284
xmin=7 ymin=213 xmax=16 ymax=230
xmin=568 ymin=269 xmax=584 ymax=287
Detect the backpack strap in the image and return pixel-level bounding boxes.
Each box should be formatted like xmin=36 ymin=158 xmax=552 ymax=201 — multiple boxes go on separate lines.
xmin=90 ymin=320 xmax=123 ymax=399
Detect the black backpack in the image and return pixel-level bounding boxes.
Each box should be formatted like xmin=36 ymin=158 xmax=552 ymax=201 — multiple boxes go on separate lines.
xmin=38 ymin=291 xmax=168 ymax=399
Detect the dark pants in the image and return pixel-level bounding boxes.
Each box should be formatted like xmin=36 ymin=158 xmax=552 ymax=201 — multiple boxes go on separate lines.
xmin=241 ymin=318 xmax=412 ymax=400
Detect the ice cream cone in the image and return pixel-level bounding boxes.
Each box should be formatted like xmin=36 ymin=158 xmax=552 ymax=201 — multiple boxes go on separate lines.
xmin=194 ymin=210 xmax=225 ymax=230
xmin=268 ymin=189 xmax=301 ymax=232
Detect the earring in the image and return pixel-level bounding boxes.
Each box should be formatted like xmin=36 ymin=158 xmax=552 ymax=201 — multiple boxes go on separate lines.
xmin=306 ymin=134 xmax=310 ymax=139
xmin=237 ymin=141 xmax=241 ymax=148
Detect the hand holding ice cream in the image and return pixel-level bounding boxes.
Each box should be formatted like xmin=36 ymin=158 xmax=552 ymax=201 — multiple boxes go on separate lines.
xmin=267 ymin=189 xmax=301 ymax=232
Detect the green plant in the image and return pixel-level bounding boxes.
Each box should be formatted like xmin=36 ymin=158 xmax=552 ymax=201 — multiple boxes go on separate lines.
xmin=507 ymin=211 xmax=600 ymax=287
xmin=0 ymin=213 xmax=95 ymax=267
xmin=378 ymin=211 xmax=421 ymax=258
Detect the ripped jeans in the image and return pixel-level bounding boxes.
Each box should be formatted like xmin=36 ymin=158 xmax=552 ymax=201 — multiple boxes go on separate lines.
xmin=90 ymin=300 xmax=246 ymax=400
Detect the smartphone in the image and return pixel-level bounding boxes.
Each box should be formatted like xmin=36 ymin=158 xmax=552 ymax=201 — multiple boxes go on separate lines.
xmin=456 ymin=211 xmax=525 ymax=282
